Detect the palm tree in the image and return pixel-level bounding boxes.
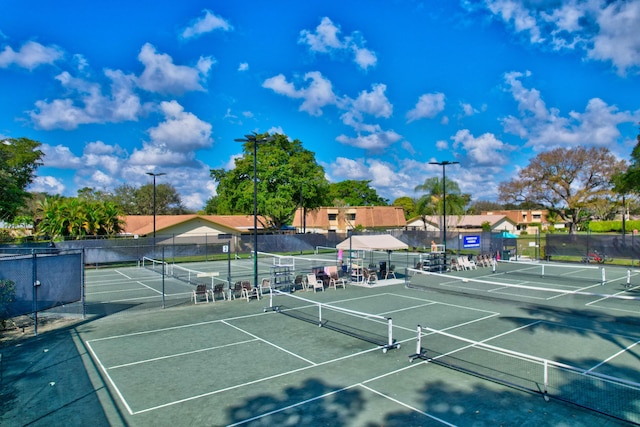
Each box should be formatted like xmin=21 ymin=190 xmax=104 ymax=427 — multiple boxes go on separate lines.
xmin=414 ymin=177 xmax=466 ymax=230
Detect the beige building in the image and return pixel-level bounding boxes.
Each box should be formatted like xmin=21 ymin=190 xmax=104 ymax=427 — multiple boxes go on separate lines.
xmin=482 ymin=210 xmax=550 ymax=233
xmin=292 ymin=206 xmax=407 ymax=234
xmin=406 ymin=214 xmax=517 ymax=234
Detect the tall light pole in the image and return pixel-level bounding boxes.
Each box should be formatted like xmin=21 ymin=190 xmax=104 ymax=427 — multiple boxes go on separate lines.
xmin=429 ymin=160 xmax=459 ymax=271
xmin=234 ymin=132 xmax=274 ymax=286
xmin=146 ymin=172 xmax=166 ymax=247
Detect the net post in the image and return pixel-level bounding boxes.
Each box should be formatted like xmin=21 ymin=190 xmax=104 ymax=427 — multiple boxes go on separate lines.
xmin=409 ymin=324 xmax=428 ymax=362
xmin=601 ymin=267 xmax=605 ymax=285
xmin=318 ymin=304 xmax=322 ymax=326
xmin=541 ymin=264 xmax=545 ymax=277
xmin=543 ymin=359 xmax=550 ymax=401
xmin=627 ymin=269 xmax=631 ymax=288
xmin=388 ymin=318 xmax=393 ymax=348
xmin=492 ymin=258 xmax=496 ymax=273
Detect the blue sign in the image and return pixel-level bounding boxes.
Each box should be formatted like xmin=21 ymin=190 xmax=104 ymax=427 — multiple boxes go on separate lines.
xmin=463 ymin=235 xmax=481 ymax=248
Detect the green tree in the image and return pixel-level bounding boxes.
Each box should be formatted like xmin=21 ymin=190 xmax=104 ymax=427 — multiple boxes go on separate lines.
xmin=135 ymin=183 xmax=185 ymax=215
xmin=35 ymin=197 xmax=124 ymax=239
xmin=392 ymin=196 xmax=415 ymax=219
xmin=0 ymin=137 xmax=44 ymax=222
xmin=498 ymin=146 xmax=626 ymax=233
xmin=414 ymin=177 xmax=467 ymax=229
xmin=110 ymin=183 xmax=185 ymax=215
xmin=209 ymin=133 xmax=329 ymax=229
xmin=326 ymin=180 xmax=388 ymax=206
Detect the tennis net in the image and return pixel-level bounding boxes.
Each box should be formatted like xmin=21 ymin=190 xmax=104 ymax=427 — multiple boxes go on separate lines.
xmin=407 ymin=268 xmax=640 ymax=307
xmin=410 ymin=326 xmax=640 ymax=425
xmin=495 ymin=260 xmax=608 ymax=286
xmin=171 ymin=264 xmax=220 ymax=287
xmin=142 ymin=256 xmax=168 ymax=274
xmin=257 ymin=251 xmax=342 ymax=273
xmin=267 ymin=289 xmax=399 ymax=353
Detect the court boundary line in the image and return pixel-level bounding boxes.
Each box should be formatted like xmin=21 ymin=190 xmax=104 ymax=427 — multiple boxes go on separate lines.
xmin=109 ymin=338 xmax=259 ymax=370
xmin=227 ymin=320 xmax=544 ymax=426
xmin=85 ymin=291 xmax=518 ymax=418
xmin=222 ymin=320 xmax=317 ymax=365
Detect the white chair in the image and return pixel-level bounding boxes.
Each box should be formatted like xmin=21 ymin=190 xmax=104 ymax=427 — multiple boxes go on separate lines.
xmin=461 ymin=256 xmax=477 ymax=270
xmin=240 ymin=281 xmax=259 ymax=301
xmin=259 ymin=278 xmax=271 ymax=296
xmin=307 ymin=273 xmax=324 ymax=292
xmin=191 ymin=284 xmax=210 ymax=304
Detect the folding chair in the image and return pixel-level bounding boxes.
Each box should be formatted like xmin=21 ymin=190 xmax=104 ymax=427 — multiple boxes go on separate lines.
xmin=240 ymin=281 xmax=259 ymax=301
xmin=306 ymin=273 xmax=324 ymax=292
xmin=259 ymin=278 xmax=272 ymax=296
xmin=191 ymin=284 xmax=210 ymax=304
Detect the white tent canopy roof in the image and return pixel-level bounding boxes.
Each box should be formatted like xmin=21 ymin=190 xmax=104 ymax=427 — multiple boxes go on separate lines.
xmin=336 ymin=234 xmax=408 ymax=251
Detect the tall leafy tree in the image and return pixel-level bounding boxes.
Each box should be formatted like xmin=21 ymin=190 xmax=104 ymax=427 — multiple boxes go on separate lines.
xmin=392 ymin=196 xmax=416 ymax=219
xmin=209 ymin=133 xmax=329 ymax=229
xmin=0 ymin=137 xmax=44 ymax=222
xmin=326 ymin=180 xmax=388 ymax=206
xmin=498 ymin=146 xmax=626 ymax=233
xmin=110 ymin=183 xmax=185 ymax=215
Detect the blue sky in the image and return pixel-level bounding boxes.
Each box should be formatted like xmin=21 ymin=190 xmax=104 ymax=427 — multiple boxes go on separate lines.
xmin=1 ymin=1 xmax=639 ymax=211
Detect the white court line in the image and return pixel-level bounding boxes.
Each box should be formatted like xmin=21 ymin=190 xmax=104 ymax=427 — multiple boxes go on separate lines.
xmin=586 ymin=340 xmax=640 ymax=374
xmin=132 ymin=343 xmax=389 ymax=415
xmin=86 ymin=291 xmax=508 ymax=417
xmin=392 ymin=292 xmax=499 ymax=314
xmin=85 ymin=340 xmax=135 ymax=415
xmin=109 ymin=339 xmax=258 ymax=369
xmin=222 ymin=320 xmax=317 ymax=365
xmin=360 ymin=384 xmax=456 ymax=426
xmin=225 ymin=384 xmax=361 ymax=427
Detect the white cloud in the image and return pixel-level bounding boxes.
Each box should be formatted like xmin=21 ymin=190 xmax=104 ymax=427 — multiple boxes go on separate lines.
xmin=476 ymin=0 xmax=640 ymax=74
xmin=328 ymin=157 xmax=413 ymax=200
xmin=262 ymin=71 xmax=336 ymax=116
xmin=29 ymin=176 xmax=65 ymax=194
xmin=238 ymin=62 xmax=249 ymax=71
xmin=451 ymin=129 xmax=513 ymax=165
xmin=147 ymin=100 xmax=213 ymax=152
xmin=501 ymin=71 xmax=640 ymax=150
xmin=40 ymin=144 xmax=83 ymax=169
xmin=0 ymin=41 xmax=63 ymax=70
xmin=339 ymin=83 xmax=393 ymax=133
xmin=406 ymin=93 xmax=446 ymax=123
xmin=181 ymin=10 xmax=232 ymax=39
xmin=31 ymin=69 xmax=143 ymax=130
xmin=351 ymin=83 xmax=392 ymax=118
xmin=336 ymin=130 xmax=402 ymax=152
xmin=588 ymin=1 xmax=640 ymax=75
xmin=136 ymin=43 xmax=213 ymax=95
xmin=298 ymin=17 xmax=378 ymax=70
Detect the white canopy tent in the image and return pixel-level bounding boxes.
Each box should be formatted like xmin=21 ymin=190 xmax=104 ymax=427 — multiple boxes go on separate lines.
xmin=336 ymin=234 xmax=408 ymax=251
xmin=336 ymin=235 xmax=408 ymax=279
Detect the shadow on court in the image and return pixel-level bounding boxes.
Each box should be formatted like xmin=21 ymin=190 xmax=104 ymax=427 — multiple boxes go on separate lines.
xmin=0 ymin=320 xmax=129 ymax=427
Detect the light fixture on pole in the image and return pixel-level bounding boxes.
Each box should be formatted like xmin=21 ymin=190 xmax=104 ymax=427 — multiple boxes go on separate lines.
xmin=429 ymin=160 xmax=459 ymax=271
xmin=146 ymin=172 xmax=166 ymax=247
xmin=234 ymin=132 xmax=274 ymax=287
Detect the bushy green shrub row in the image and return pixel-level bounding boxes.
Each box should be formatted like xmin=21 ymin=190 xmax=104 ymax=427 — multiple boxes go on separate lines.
xmin=588 ymin=220 xmax=640 ymax=233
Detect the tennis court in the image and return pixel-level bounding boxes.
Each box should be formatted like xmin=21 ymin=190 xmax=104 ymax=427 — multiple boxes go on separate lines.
xmin=3 ymin=257 xmax=640 ymax=426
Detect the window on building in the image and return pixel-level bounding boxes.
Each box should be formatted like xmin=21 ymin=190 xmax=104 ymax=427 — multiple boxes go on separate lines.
xmin=328 ymin=213 xmax=337 ymax=221
xmin=347 ymin=213 xmax=356 ymax=221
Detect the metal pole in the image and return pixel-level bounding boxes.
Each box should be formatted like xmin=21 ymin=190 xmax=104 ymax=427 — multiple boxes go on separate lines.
xmin=253 ymin=140 xmax=258 ymax=287
xmin=161 ymin=246 xmax=166 ymax=308
xmin=146 ymin=172 xmax=166 ymax=248
xmin=429 ymin=161 xmax=459 ymax=272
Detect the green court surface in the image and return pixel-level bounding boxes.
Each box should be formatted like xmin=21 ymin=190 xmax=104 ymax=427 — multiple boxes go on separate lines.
xmin=1 ymin=261 xmax=640 ymax=426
